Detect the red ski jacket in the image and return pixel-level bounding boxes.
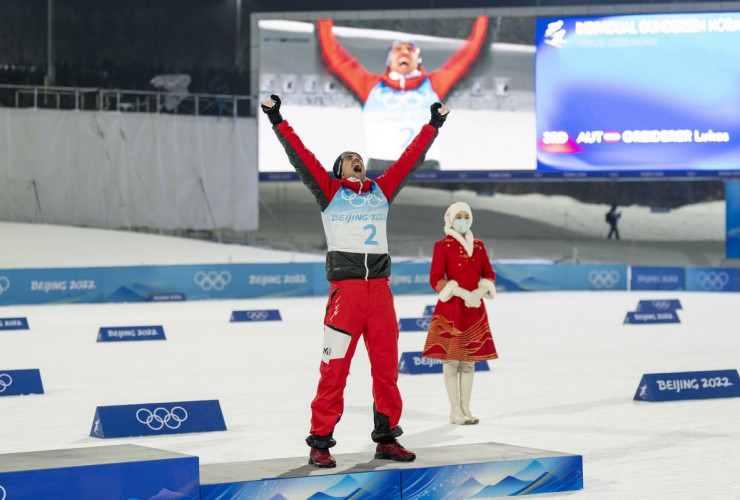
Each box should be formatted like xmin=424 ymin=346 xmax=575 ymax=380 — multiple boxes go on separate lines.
xmin=317 ymin=16 xmax=489 ymax=103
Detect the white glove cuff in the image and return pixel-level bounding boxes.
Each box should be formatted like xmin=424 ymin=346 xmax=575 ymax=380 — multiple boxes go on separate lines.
xmin=478 ymin=279 xmax=497 ymax=300
xmin=438 ymin=280 xmax=459 ymax=302
xmin=453 ymin=287 xmax=480 ymax=308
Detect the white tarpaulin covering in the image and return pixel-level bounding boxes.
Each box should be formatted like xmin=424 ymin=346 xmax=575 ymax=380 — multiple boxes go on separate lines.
xmin=0 ymin=108 xmax=258 ymax=231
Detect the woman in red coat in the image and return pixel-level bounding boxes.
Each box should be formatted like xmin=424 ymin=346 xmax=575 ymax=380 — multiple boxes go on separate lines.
xmin=423 ymin=201 xmax=497 ymax=424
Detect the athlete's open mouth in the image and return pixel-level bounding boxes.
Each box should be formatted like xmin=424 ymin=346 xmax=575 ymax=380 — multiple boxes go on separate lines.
xmin=353 ymin=164 xmax=363 ymax=174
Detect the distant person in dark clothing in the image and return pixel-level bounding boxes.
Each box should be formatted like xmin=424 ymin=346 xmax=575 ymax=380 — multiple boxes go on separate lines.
xmin=606 ymin=204 xmax=621 ymax=240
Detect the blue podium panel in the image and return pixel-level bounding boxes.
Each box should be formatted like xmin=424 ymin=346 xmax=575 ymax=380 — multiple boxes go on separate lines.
xmin=0 ymin=369 xmax=44 ymax=397
xmin=636 ymin=300 xmax=682 ymax=313
xmin=402 ymin=455 xmax=583 ymax=498
xmin=0 ymin=445 xmax=199 ymax=500
xmin=624 ymin=311 xmax=680 ymax=325
xmin=97 ymin=326 xmax=166 ymax=342
xmin=0 ymin=317 xmax=29 ymax=330
xmin=200 ymin=442 xmax=582 ymax=500
xmin=90 ymin=399 xmax=227 ymax=438
xmin=399 ymin=317 xmax=432 ymax=332
xmin=201 ymin=470 xmax=401 ymax=500
xmin=230 ymin=310 xmax=282 ymax=322
xmin=423 ymin=305 xmax=435 ymax=317
xmin=635 ymin=370 xmax=740 ymax=402
xmin=398 ymin=352 xmax=490 ymax=374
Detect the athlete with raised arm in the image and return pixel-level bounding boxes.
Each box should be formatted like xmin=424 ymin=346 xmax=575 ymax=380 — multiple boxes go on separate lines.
xmin=317 ymin=16 xmax=488 ymax=170
xmin=261 ymin=93 xmax=449 ymax=468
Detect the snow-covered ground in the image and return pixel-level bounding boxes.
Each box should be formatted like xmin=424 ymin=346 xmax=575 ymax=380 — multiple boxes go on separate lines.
xmin=1 ymin=226 xmax=739 ymax=499
xmin=0 ymin=221 xmax=322 ymax=268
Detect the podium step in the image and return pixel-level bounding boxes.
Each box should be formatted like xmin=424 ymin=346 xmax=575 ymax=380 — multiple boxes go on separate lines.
xmin=0 ymin=444 xmax=199 ymax=500
xmin=200 ymin=442 xmax=583 ymax=499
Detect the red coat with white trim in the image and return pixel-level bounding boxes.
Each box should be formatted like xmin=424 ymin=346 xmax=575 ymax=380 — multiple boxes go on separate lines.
xmin=423 ymin=235 xmax=498 ymax=362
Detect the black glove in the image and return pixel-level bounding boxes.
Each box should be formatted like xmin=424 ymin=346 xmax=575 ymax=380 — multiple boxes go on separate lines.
xmin=428 ymin=102 xmax=449 ymax=129
xmin=260 ymin=94 xmax=283 ymax=125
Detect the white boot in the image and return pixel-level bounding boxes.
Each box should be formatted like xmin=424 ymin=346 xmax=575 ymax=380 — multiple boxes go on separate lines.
xmin=459 ymin=362 xmax=479 ymax=424
xmin=443 ymin=361 xmax=471 ymax=425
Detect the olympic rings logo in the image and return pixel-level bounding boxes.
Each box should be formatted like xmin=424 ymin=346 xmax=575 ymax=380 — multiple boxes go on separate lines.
xmin=194 ymin=271 xmax=232 ymax=291
xmin=649 ymin=301 xmax=672 ymax=311
xmin=246 ymin=311 xmax=269 ymax=321
xmin=696 ymin=271 xmax=730 ymax=291
xmin=0 ymin=373 xmax=13 ymax=393
xmin=588 ymin=270 xmax=620 ymax=289
xmin=375 ymin=85 xmax=434 ymax=109
xmin=0 ymin=485 xmax=6 ymax=500
xmin=415 ymin=318 xmax=431 ymax=330
xmin=136 ymin=406 xmax=188 ymax=431
xmin=0 ymin=277 xmax=9 ymax=296
xmin=340 ymin=189 xmax=384 ymax=208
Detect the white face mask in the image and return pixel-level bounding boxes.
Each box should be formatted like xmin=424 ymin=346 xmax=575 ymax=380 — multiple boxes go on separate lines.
xmin=452 ymin=218 xmax=471 ymax=234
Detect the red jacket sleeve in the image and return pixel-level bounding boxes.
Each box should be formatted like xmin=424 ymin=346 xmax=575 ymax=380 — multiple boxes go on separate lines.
xmin=428 ymin=16 xmax=489 ymax=99
xmin=478 ymin=241 xmax=496 ymax=282
xmin=430 ymin=240 xmax=448 ymax=290
xmin=273 ymin=121 xmax=339 ymax=211
xmin=375 ymin=124 xmax=438 ymax=203
xmin=317 ymin=19 xmax=381 ymax=103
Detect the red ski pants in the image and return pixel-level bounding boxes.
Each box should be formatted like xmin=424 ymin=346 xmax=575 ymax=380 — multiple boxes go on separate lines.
xmin=309 ymin=277 xmax=402 ymax=440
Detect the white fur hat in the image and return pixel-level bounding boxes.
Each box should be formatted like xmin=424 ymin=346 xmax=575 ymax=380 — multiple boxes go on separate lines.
xmin=444 ymin=201 xmax=473 ymax=230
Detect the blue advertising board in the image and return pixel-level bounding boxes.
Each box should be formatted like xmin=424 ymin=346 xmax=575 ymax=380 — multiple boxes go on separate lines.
xmin=0 ymin=263 xmax=317 ymax=305
xmin=0 ymin=317 xmax=29 ymax=330
xmin=230 ymin=310 xmax=282 ymax=322
xmin=423 ymin=305 xmax=436 ymax=317
xmin=636 ymin=299 xmax=682 ymax=313
xmin=0 ymin=260 xmax=734 ymax=308
xmin=631 ymin=267 xmax=685 ymax=290
xmin=634 ymin=369 xmax=740 ymax=402
xmin=398 ymin=352 xmax=490 ymax=375
xmin=97 ymin=326 xmax=166 ymax=342
xmin=685 ymin=267 xmax=740 ymax=292
xmin=389 ymin=262 xmax=432 ymax=295
xmin=624 ymin=311 xmax=680 ymax=325
xmin=399 ymin=317 xmax=432 ymax=332
xmin=493 ymin=263 xmax=627 ymax=292
xmin=90 ymin=399 xmax=227 ymax=438
xmin=0 ymin=369 xmax=44 ymax=396
xmin=727 ymin=180 xmax=740 ymax=259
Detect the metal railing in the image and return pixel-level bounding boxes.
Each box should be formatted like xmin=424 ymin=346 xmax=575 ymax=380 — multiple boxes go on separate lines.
xmin=0 ymin=84 xmax=256 ymax=118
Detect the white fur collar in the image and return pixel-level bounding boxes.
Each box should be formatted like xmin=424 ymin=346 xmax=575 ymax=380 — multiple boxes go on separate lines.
xmin=444 ymin=227 xmax=474 ymax=257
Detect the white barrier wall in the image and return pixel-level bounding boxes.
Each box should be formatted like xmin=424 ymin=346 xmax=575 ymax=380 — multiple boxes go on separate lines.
xmin=0 ymin=108 xmax=258 ymax=232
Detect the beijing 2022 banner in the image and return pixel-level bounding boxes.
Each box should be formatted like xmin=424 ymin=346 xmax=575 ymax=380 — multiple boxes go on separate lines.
xmin=536 ymin=12 xmax=740 ymax=171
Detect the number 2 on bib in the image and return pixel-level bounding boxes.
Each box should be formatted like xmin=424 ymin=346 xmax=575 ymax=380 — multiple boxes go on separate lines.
xmin=363 ymin=224 xmax=379 ymax=246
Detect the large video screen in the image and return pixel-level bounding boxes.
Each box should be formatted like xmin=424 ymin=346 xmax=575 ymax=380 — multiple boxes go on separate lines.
xmin=257 ymin=16 xmax=536 ymax=174
xmin=536 ymin=11 xmax=740 ymax=172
